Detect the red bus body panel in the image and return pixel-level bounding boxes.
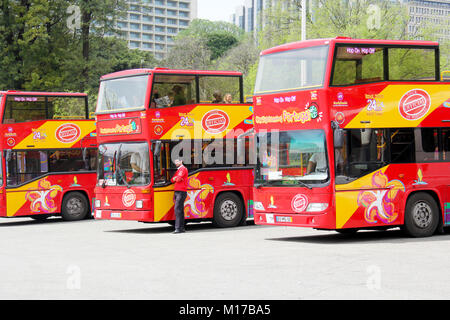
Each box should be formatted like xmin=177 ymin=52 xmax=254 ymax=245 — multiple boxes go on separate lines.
xmin=94 ymin=69 xmax=254 ymax=223
xmin=0 ymin=91 xmax=97 ymax=218
xmin=253 ymin=38 xmax=450 ymax=231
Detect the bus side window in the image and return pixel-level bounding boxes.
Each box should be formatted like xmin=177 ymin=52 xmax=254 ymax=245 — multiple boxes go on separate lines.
xmin=415 ymin=128 xmax=439 ymax=162
xmin=390 ymin=129 xmax=415 ymax=163
xmin=331 ymin=47 xmax=384 ymax=86
xmin=443 ymin=129 xmax=450 ymax=162
xmin=199 ymin=76 xmax=241 ymax=104
xmin=337 ymin=129 xmax=387 ymax=183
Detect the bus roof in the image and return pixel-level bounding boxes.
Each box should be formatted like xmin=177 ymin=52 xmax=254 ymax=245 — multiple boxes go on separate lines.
xmin=100 ymin=68 xmax=243 ymax=80
xmin=0 ymin=90 xmax=87 ymax=97
xmin=260 ymin=37 xmax=440 ymax=56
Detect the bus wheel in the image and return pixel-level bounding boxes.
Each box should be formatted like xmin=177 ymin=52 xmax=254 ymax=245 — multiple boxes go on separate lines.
xmin=404 ymin=192 xmax=439 ymax=237
xmin=212 ymin=192 xmax=243 ymax=228
xmin=61 ymin=192 xmax=89 ymax=221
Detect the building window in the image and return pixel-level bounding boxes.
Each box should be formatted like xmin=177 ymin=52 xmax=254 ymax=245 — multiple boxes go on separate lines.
xmin=130 ymin=13 xmax=140 ymax=20
xmin=130 ymin=23 xmax=141 ymax=30
xmin=179 ymin=2 xmax=189 ymax=9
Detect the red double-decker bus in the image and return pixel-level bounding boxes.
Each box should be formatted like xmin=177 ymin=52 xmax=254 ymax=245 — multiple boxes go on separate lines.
xmin=0 ymin=91 xmax=97 ymax=221
xmin=94 ymin=68 xmax=254 ymax=227
xmin=252 ymin=37 xmax=450 ymax=237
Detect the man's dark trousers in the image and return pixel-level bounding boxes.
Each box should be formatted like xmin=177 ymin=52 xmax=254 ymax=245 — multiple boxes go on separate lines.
xmin=174 ymin=191 xmax=187 ymax=231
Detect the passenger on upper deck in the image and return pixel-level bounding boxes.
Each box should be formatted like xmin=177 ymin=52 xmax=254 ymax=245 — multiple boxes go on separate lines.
xmin=224 ymin=93 xmax=232 ymax=104
xmin=172 ymin=85 xmax=186 ymax=106
xmin=212 ymin=91 xmax=223 ymax=103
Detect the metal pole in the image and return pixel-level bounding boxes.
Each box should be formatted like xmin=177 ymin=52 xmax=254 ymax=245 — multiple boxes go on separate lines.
xmin=300 ymin=0 xmax=307 ymax=86
xmin=301 ymin=0 xmax=306 ymax=41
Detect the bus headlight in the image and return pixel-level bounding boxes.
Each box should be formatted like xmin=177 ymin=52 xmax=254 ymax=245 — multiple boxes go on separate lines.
xmin=136 ymin=200 xmax=143 ymax=209
xmin=95 ymin=200 xmax=101 ymax=208
xmin=306 ymin=203 xmax=329 ymax=212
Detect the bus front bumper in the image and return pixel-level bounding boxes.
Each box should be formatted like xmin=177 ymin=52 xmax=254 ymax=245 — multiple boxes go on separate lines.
xmin=94 ymin=209 xmax=154 ymax=222
xmin=254 ymin=212 xmax=332 ymax=229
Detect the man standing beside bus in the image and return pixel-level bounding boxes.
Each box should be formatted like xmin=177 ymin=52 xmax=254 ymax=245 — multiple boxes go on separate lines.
xmin=171 ymin=159 xmax=188 ymax=233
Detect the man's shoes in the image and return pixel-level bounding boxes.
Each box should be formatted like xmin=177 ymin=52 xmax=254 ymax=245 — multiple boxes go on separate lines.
xmin=172 ymin=230 xmax=185 ymax=234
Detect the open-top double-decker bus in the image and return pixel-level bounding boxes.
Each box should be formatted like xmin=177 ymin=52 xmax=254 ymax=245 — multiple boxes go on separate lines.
xmin=94 ymin=68 xmax=254 ymax=227
xmin=252 ymin=37 xmax=450 ymax=237
xmin=0 ymin=91 xmax=97 ymax=221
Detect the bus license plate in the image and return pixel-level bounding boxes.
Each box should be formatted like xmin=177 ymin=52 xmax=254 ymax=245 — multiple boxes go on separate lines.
xmin=276 ymin=216 xmax=292 ymax=223
xmin=111 ymin=212 xmax=122 ymax=219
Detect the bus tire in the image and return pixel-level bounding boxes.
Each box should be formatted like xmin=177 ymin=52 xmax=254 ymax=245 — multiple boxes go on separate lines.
xmin=61 ymin=192 xmax=89 ymax=221
xmin=212 ymin=192 xmax=243 ymax=228
xmin=403 ymin=192 xmax=439 ymax=238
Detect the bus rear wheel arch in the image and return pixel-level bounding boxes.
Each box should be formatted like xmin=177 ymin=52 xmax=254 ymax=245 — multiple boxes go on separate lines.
xmin=403 ymin=192 xmax=440 ymax=237
xmin=61 ymin=191 xmax=90 ymax=221
xmin=212 ymin=192 xmax=244 ymax=228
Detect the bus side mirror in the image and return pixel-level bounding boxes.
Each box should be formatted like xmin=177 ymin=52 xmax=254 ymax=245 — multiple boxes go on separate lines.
xmin=332 ymin=122 xmax=344 ymax=148
xmin=152 ymin=141 xmax=161 ymax=156
xmin=5 ymin=150 xmax=11 ymax=162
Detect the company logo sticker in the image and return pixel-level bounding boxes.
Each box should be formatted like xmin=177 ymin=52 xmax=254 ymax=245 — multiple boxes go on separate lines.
xmin=291 ymin=194 xmax=309 ymax=213
xmin=6 ymin=138 xmax=15 ymax=147
xmin=202 ymin=109 xmax=230 ymax=134
xmin=154 ymin=125 xmax=163 ymax=135
xmin=122 ymin=189 xmax=136 ymax=208
xmin=55 ymin=124 xmax=81 ymax=143
xmin=333 ymin=92 xmax=349 ymax=107
xmin=335 ymin=112 xmax=345 ymax=124
xmin=98 ymin=118 xmax=141 ymax=136
xmin=399 ymin=89 xmax=431 ymax=121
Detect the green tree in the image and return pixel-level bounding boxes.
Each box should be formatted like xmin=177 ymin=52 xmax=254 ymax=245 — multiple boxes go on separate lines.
xmin=206 ymin=32 xmax=239 ymax=61
xmin=177 ymin=19 xmax=244 ymax=41
xmin=217 ymin=36 xmax=260 ymax=96
xmin=0 ymin=0 xmax=157 ymax=110
xmin=163 ymin=36 xmax=212 ymax=70
xmin=169 ymin=19 xmax=244 ymax=64
xmin=255 ymin=0 xmax=448 ymax=84
xmin=258 ymin=0 xmax=411 ymax=50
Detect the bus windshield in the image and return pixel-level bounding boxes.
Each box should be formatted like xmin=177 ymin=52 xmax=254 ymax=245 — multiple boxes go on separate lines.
xmin=254 ymin=45 xmax=328 ymax=94
xmin=3 ymin=95 xmax=87 ymax=123
xmin=97 ymin=75 xmax=149 ymax=113
xmin=255 ymin=130 xmax=329 ymax=186
xmin=97 ymin=142 xmax=150 ymax=187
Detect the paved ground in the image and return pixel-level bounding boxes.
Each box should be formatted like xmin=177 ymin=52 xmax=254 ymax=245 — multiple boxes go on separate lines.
xmin=0 ymin=216 xmax=450 ymax=300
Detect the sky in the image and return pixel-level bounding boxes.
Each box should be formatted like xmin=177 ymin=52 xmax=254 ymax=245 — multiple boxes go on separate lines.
xmin=197 ymin=0 xmax=245 ymax=22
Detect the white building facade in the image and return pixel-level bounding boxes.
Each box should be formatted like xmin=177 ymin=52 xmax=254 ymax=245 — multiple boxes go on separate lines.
xmin=401 ymin=0 xmax=450 ymax=41
xmin=230 ymin=0 xmax=449 ymax=42
xmin=116 ymin=0 xmax=198 ymax=59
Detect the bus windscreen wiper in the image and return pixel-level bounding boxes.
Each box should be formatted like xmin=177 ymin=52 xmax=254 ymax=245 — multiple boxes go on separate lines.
xmin=255 ymin=181 xmax=271 ymax=188
xmin=296 ymin=179 xmax=312 ymax=189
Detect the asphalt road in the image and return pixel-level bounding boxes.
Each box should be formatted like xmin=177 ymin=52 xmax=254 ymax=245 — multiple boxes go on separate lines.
xmin=0 ymin=216 xmax=449 ymax=300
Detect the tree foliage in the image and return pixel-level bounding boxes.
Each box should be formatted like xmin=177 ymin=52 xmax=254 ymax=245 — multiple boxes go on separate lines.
xmin=163 ymin=19 xmax=259 ymax=96
xmin=177 ymin=19 xmax=244 ymax=42
xmin=253 ymin=0 xmax=449 ymax=87
xmin=0 ymin=0 xmax=156 ymax=112
xmin=163 ymin=36 xmax=212 ymax=70
xmin=164 ymin=19 xmax=245 ymax=66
